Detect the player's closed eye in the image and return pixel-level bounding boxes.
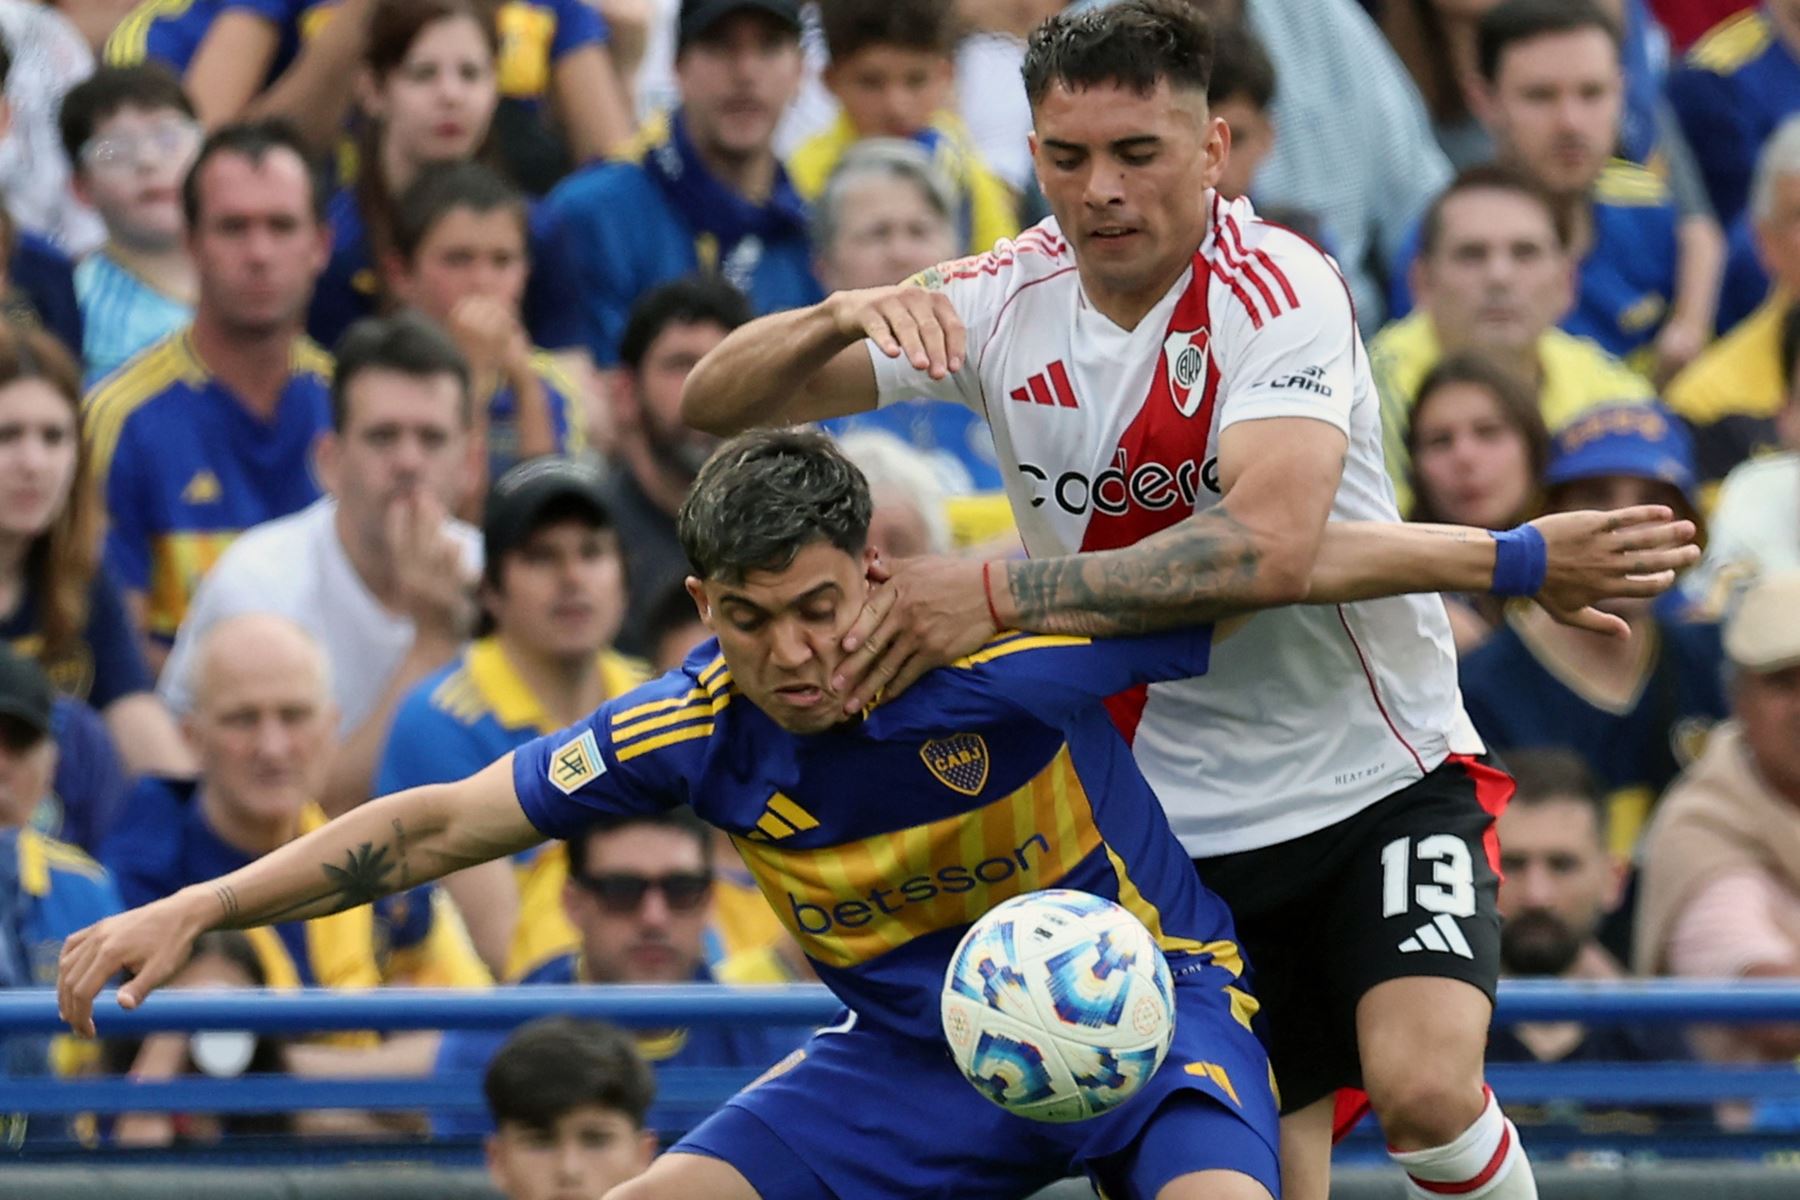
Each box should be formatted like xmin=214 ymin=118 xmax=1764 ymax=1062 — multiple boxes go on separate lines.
xmin=573 ymin=871 xmax=712 ymax=914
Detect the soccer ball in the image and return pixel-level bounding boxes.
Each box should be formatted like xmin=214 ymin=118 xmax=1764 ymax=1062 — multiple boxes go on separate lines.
xmin=941 ymin=889 xmax=1176 ymax=1123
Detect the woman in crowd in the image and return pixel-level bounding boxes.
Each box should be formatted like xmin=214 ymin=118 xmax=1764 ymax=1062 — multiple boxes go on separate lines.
xmin=1406 ymin=351 xmax=1551 ymax=653
xmin=0 ymin=321 xmax=191 ymax=776
xmin=305 ymin=0 xmax=590 ymax=372
xmin=814 ymin=139 xmax=1012 ymax=549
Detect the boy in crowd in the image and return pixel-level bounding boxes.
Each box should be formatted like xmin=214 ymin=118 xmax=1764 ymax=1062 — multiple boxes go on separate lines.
xmin=789 ymin=0 xmax=1018 ymax=255
xmin=58 ymin=65 xmax=200 ymax=385
xmin=384 ymin=162 xmax=589 ymax=486
xmin=484 ymin=1017 xmax=657 ymax=1200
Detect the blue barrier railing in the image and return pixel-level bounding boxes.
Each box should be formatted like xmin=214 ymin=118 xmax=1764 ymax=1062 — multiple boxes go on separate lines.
xmin=1 ymin=981 xmax=1797 ymax=1146
xmin=3 ymin=977 xmax=1796 ymax=1034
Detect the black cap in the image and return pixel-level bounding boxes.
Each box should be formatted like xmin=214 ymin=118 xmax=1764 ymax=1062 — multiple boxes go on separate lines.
xmin=0 ymin=645 xmax=54 ymax=745
xmin=483 ymin=457 xmax=614 ymax=577
xmin=677 ymin=0 xmax=802 ymax=51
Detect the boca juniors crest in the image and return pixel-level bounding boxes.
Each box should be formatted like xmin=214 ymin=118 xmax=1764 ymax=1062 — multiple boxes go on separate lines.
xmin=922 ymin=733 xmax=991 ymax=796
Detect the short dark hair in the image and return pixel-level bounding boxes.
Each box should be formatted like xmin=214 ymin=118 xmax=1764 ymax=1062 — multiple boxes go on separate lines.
xmin=617 ymin=276 xmax=752 ymax=373
xmin=820 ymin=0 xmax=955 ymax=61
xmin=1417 ymin=162 xmax=1572 ymax=259
xmin=330 ymin=312 xmax=473 ymax=431
xmin=1502 ymin=747 xmax=1608 ymax=844
xmin=1022 ymin=0 xmax=1214 ymax=109
xmin=484 ymin=1016 xmax=655 ymax=1132
xmin=1207 ymin=22 xmax=1274 ymax=112
xmin=678 ymin=428 xmax=872 ymax=584
xmin=182 ymin=119 xmax=328 ymax=229
xmin=391 ymin=160 xmax=528 ymax=265
xmin=1477 ymin=0 xmax=1620 ymax=84
xmin=567 ymin=808 xmax=712 ymax=880
xmin=0 ymin=32 xmax=11 ymax=92
xmin=59 ymin=65 xmax=195 ymax=169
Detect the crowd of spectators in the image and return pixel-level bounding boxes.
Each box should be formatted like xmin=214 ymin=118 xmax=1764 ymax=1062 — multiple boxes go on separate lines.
xmin=0 ymin=0 xmax=1797 ymax=1178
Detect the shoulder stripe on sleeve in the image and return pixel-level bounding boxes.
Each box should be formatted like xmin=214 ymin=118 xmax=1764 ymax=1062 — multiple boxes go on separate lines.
xmin=613 ymin=690 xmax=733 ymax=741
xmin=952 ymin=633 xmax=1092 ymax=669
xmin=1226 ymin=216 xmax=1301 ymax=310
xmin=698 ymin=654 xmax=729 ymax=686
xmin=616 ymin=722 xmax=717 ymax=762
xmin=612 ymin=686 xmax=707 ymax=726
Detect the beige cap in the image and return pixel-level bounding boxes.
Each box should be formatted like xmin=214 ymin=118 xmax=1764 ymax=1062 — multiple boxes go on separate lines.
xmin=1724 ymin=571 xmax=1800 ymax=674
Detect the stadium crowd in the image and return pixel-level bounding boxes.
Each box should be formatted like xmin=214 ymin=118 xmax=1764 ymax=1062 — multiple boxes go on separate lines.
xmin=0 ymin=0 xmax=1797 ymax=1192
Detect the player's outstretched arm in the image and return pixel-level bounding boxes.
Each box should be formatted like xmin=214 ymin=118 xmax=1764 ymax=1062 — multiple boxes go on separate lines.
xmin=56 ymin=757 xmax=541 ymax=1037
xmin=680 ymin=285 xmax=965 ymax=435
xmin=1307 ymin=508 xmax=1701 ymax=636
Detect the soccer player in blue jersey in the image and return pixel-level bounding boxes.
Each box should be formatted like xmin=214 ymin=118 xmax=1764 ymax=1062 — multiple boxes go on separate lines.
xmin=63 ymin=427 xmax=1288 ymax=1199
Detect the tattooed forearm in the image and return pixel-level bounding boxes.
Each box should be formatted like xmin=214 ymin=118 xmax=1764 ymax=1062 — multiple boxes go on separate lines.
xmin=392 ymin=817 xmax=411 ymax=890
xmin=214 ymin=884 xmax=241 ymax=922
xmin=1005 ymin=505 xmax=1266 ymax=635
xmin=229 ymin=840 xmax=405 ymax=927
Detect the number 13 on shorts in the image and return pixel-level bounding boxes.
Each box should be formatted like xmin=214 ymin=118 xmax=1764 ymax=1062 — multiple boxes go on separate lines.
xmin=1381 ymin=835 xmax=1478 ymax=958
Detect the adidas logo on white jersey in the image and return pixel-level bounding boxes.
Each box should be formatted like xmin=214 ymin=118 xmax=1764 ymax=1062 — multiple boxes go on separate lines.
xmin=1398 ymin=913 xmax=1475 ymax=960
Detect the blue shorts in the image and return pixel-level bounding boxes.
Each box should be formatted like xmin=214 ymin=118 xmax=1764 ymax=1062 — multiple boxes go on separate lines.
xmin=674 ymin=963 xmax=1280 ymax=1200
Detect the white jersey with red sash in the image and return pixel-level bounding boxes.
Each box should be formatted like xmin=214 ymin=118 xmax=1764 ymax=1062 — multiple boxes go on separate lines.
xmin=868 ymin=194 xmax=1481 ymax=855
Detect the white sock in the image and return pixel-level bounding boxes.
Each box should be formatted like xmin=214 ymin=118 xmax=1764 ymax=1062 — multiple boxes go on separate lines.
xmin=1387 ymin=1087 xmax=1538 ymax=1199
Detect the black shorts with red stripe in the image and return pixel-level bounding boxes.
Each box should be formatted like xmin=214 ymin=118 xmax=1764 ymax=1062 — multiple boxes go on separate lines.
xmin=1192 ymin=753 xmax=1510 ymax=1115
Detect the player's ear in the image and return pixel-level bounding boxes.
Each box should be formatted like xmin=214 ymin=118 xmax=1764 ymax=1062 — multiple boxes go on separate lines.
xmin=314 ymin=430 xmax=342 ymax=497
xmin=685 ymin=577 xmax=714 ymax=631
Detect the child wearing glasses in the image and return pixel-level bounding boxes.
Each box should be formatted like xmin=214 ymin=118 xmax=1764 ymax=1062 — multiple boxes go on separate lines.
xmin=58 ymin=65 xmax=201 ymax=386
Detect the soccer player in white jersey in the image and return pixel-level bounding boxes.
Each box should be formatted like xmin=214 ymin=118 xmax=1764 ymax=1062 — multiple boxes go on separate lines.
xmin=679 ymin=3 xmax=1701 ymax=1197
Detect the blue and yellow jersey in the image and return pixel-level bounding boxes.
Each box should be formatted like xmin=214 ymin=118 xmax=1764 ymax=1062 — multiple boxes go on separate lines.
xmin=513 ymin=628 xmax=1247 ymax=1041
xmin=98 ymin=777 xmax=380 ymax=992
xmin=377 ymin=639 xmax=646 ymax=979
xmin=788 ymin=111 xmax=1020 ymax=256
xmin=487 ymin=351 xmax=587 ymax=481
xmin=104 ymin=0 xmax=329 ymax=88
xmin=545 ymin=110 xmax=822 ymax=364
xmin=83 ymin=331 xmax=332 ymax=641
xmin=1666 ymin=294 xmax=1791 ymax=508
xmin=1459 ymin=610 xmax=1730 ymax=859
xmin=1669 ymin=7 xmax=1800 ymax=226
xmin=307 ymin=187 xmax=586 ymax=354
xmin=106 ymin=0 xmax=601 ymax=107
xmin=1 ymin=828 xmax=122 ymax=989
xmin=1580 ymin=160 xmax=1681 ymax=370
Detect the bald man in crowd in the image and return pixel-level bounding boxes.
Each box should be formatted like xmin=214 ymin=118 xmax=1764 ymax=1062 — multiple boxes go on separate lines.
xmin=100 ymin=614 xmax=384 ymax=991
xmin=98 ymin=615 xmax=480 ymax=1130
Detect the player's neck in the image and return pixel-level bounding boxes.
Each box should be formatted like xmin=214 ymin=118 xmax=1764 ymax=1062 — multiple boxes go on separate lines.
xmin=495 ymin=631 xmax=609 ymax=726
xmin=1077 ymin=255 xmax=1193 ymax=331
xmin=199 ymin=785 xmax=302 ymax=859
xmin=188 ymin=312 xmax=301 ymax=421
xmin=104 ymin=238 xmax=198 ymax=305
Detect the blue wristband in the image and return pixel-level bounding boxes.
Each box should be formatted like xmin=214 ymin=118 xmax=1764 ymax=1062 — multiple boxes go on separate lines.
xmin=1489 ymin=525 xmax=1548 ymax=598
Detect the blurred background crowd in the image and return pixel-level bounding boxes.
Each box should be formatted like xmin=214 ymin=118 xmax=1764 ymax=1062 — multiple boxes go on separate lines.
xmin=0 ymin=0 xmax=1798 ymax=1185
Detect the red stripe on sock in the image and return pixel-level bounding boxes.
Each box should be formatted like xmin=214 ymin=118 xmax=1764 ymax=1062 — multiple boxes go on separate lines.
xmin=1406 ymin=1123 xmax=1512 ymax=1196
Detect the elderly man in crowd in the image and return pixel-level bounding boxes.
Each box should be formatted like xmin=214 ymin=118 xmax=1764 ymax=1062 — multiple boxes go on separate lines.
xmin=1637 ymin=571 xmax=1800 ymax=1112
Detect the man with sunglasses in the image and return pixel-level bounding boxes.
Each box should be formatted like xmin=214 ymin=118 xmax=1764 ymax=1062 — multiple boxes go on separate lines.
xmin=430 ymin=808 xmax=801 ymax=1141
xmin=58 ymin=426 xmax=1676 ymax=1199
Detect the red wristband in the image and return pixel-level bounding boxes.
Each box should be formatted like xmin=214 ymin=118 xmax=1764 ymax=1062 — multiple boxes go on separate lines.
xmin=982 ymin=560 xmax=1004 ymax=630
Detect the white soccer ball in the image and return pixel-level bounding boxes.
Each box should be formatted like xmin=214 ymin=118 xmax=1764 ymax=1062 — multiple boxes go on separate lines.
xmin=941 ymin=888 xmax=1176 ymax=1123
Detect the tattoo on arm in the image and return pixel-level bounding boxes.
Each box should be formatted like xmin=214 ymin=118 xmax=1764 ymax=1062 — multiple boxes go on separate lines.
xmin=247 ymin=839 xmax=404 ymax=926
xmin=1006 ymin=504 xmax=1264 ymax=635
xmin=214 ymin=885 xmax=240 ymax=922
